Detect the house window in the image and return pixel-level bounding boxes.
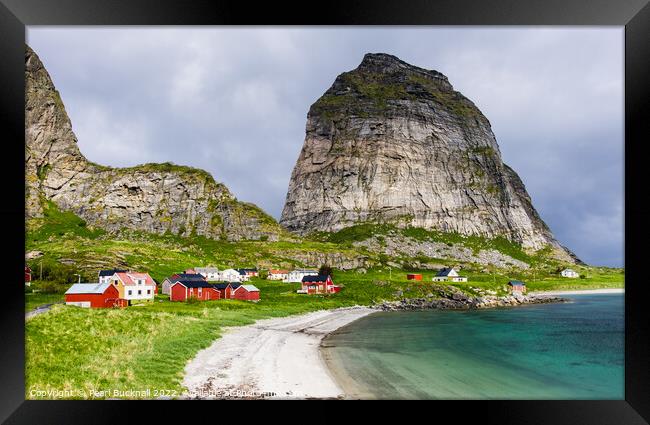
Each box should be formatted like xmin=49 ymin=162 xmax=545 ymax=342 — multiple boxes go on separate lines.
xmin=138 ymin=290 xmax=142 ymax=295
xmin=128 ymin=290 xmax=132 ymax=296
xmin=147 ymin=289 xmax=151 ymax=295
xmin=198 ymin=288 xmax=203 ymax=296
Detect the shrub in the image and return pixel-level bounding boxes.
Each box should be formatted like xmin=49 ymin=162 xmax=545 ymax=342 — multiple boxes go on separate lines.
xmin=39 ymin=281 xmax=67 ymax=294
xmin=318 ymin=265 xmax=334 ymax=277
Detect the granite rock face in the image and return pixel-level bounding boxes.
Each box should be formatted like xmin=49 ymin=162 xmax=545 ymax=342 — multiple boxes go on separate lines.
xmin=281 ymin=53 xmax=576 ymax=262
xmin=25 ymin=45 xmax=284 ymax=241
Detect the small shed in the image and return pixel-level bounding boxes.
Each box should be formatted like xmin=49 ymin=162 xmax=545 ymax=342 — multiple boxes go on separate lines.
xmin=65 ymin=283 xmax=123 ymax=308
xmin=233 ymin=285 xmax=260 ymax=301
xmin=25 ymin=266 xmax=32 ymax=286
xmin=212 ymin=283 xmax=235 ymax=299
xmin=507 ymin=280 xmax=527 ymax=294
xmin=407 ymin=274 xmax=423 ymax=281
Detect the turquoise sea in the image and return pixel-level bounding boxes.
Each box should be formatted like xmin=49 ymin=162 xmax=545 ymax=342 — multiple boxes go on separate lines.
xmin=322 ymin=293 xmax=624 ymax=399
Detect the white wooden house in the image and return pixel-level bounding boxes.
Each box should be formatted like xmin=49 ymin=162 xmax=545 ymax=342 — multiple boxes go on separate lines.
xmin=560 ymin=268 xmax=580 ymax=278
xmin=194 ymin=267 xmax=220 ymax=281
xmin=218 ymin=268 xmax=242 ymax=282
xmin=433 ymin=267 xmax=467 ymax=282
xmin=267 ymin=269 xmax=289 ymax=281
xmin=284 ymin=269 xmax=318 ymax=283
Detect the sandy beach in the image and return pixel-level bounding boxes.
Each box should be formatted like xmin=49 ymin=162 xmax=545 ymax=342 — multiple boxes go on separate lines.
xmin=529 ymin=288 xmax=624 ymax=296
xmin=182 ymin=306 xmax=378 ymax=399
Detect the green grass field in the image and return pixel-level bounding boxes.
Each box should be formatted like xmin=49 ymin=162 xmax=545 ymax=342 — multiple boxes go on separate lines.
xmin=25 ymin=266 xmax=624 ymax=399
xmin=25 ymin=277 xmax=382 ymax=399
xmin=25 ymin=292 xmax=64 ymax=312
xmin=24 ymin=202 xmax=624 ymax=399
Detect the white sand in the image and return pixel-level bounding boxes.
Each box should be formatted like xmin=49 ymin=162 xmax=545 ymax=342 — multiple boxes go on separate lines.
xmin=182 ymin=306 xmax=378 ymax=399
xmin=529 ymin=288 xmax=624 ymax=296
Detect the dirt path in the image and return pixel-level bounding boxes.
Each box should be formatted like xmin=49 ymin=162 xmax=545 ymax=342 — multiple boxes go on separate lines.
xmin=25 ymin=302 xmax=62 ymax=320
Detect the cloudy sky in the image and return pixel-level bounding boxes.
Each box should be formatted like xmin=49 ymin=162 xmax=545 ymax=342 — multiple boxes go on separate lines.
xmin=27 ymin=27 xmax=624 ymax=267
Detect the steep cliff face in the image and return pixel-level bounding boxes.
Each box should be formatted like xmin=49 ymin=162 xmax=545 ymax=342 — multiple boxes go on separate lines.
xmin=280 ymin=53 xmax=576 ymax=262
xmin=25 ymin=45 xmax=285 ymax=241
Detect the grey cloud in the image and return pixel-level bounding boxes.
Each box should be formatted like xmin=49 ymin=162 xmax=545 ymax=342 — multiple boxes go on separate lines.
xmin=27 ymin=27 xmax=623 ymax=266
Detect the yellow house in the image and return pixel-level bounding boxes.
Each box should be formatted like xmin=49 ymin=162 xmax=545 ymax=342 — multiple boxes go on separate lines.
xmin=110 ymin=271 xmax=156 ymax=303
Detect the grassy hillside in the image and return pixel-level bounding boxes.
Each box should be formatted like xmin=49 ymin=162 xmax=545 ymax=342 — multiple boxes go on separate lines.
xmin=26 ymin=203 xmax=622 ymax=297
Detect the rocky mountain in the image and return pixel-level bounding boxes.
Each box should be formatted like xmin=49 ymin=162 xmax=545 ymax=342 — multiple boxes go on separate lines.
xmin=25 ymin=45 xmax=286 ymax=241
xmin=280 ymin=53 xmax=577 ymax=263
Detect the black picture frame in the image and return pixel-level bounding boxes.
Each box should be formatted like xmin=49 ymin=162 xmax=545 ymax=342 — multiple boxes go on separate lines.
xmin=0 ymin=0 xmax=647 ymax=423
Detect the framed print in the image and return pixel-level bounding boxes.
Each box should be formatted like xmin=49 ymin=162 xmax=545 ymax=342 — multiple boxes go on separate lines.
xmin=0 ymin=0 xmax=648 ymax=423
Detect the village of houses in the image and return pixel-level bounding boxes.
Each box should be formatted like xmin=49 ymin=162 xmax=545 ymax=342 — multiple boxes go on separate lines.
xmin=24 ymin=262 xmax=583 ymax=310
xmin=54 ymin=267 xmax=341 ymax=309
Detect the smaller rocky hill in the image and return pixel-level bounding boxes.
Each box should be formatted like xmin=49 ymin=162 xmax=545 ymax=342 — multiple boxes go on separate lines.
xmin=25 ymin=45 xmax=288 ymax=241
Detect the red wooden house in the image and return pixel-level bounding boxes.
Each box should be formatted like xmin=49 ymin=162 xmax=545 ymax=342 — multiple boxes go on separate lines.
xmin=237 ymin=268 xmax=259 ymax=277
xmin=233 ymin=285 xmax=260 ymax=301
xmin=25 ymin=266 xmax=32 ymax=285
xmin=169 ymin=280 xmax=221 ymax=302
xmin=298 ymin=275 xmax=341 ymax=295
xmin=407 ymin=274 xmax=423 ymax=281
xmin=64 ymin=282 xmax=124 ymax=308
xmin=213 ymin=283 xmax=236 ymax=299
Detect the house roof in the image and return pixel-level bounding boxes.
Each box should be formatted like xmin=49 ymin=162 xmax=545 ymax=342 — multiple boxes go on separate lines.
xmin=435 ymin=267 xmax=455 ymax=277
xmin=212 ymin=283 xmax=231 ymax=289
xmin=230 ymin=283 xmax=242 ymax=289
xmin=508 ymin=280 xmax=526 ymax=286
xmin=99 ymin=269 xmax=127 ymax=277
xmin=269 ymin=269 xmax=289 ymax=274
xmin=65 ymin=282 xmax=114 ymax=294
xmin=171 ymin=280 xmax=217 ymax=289
xmin=169 ymin=273 xmax=206 ymax=281
xmin=221 ymin=268 xmax=239 ymax=274
xmin=115 ymin=272 xmax=155 ymax=286
xmin=302 ymin=275 xmax=330 ymax=283
xmin=562 ymin=268 xmax=576 ymax=273
xmin=238 ymin=285 xmax=259 ymax=292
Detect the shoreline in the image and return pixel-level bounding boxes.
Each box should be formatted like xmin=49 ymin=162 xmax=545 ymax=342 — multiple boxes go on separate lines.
xmin=182 ymin=306 xmax=378 ymax=399
xmin=529 ymin=288 xmax=624 ymax=296
xmin=181 ymin=288 xmax=622 ymax=400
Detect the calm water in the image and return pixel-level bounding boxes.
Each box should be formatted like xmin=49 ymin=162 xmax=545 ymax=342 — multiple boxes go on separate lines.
xmin=322 ymin=294 xmax=624 ymax=399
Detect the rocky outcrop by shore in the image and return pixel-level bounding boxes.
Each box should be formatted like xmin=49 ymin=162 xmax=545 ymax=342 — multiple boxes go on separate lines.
xmin=375 ymin=293 xmax=566 ymax=311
